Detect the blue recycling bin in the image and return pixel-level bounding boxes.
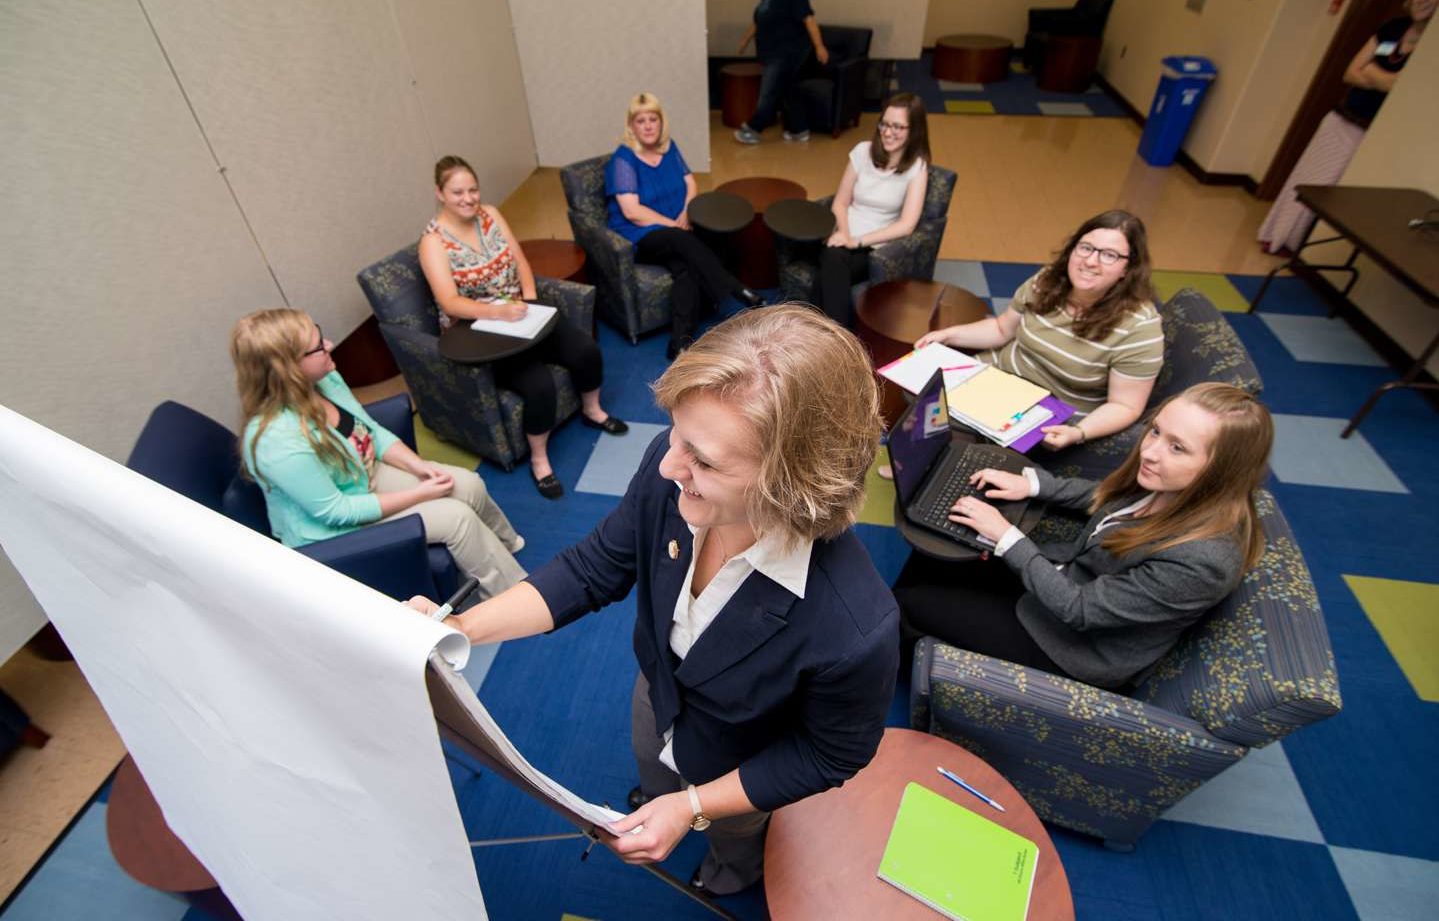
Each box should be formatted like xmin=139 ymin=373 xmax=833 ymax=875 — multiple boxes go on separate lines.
xmin=1137 ymin=56 xmax=1217 ymax=167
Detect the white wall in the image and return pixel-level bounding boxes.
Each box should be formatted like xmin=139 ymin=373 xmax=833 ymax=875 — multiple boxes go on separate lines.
xmin=1100 ymin=0 xmax=1345 ymax=180
xmin=922 ymin=0 xmax=1072 ymax=46
xmin=515 ymin=1 xmax=711 ymax=170
xmin=1313 ymin=35 xmax=1439 ymax=375
xmin=707 ymin=0 xmax=929 ymax=59
xmin=0 ymin=0 xmax=537 ymax=661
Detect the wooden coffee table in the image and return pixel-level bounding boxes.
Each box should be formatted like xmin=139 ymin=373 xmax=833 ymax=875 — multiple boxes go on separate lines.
xmin=855 ymin=279 xmax=991 ymax=426
xmin=716 ymin=177 xmax=807 ymax=290
xmin=765 ymin=728 xmax=1073 ymax=921
xmin=933 ymin=34 xmax=1014 ymax=84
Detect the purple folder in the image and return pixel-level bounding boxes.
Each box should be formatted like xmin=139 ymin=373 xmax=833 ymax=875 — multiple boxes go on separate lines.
xmin=1008 ymin=396 xmax=1076 ymax=454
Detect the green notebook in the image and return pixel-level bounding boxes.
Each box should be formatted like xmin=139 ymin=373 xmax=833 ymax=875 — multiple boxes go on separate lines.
xmin=877 ymin=782 xmax=1039 ymax=921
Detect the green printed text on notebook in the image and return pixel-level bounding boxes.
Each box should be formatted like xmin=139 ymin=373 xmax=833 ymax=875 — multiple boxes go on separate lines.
xmin=877 ymin=782 xmax=1039 ymax=921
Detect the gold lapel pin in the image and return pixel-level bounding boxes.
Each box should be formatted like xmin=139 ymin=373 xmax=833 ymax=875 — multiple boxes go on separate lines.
xmin=668 ymin=539 xmax=680 ymax=560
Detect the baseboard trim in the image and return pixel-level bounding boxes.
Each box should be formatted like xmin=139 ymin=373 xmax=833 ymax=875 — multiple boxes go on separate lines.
xmin=1092 ymin=74 xmax=1258 ymax=195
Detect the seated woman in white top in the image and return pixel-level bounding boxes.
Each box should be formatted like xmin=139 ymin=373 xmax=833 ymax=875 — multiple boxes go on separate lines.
xmin=813 ymin=93 xmax=930 ymax=326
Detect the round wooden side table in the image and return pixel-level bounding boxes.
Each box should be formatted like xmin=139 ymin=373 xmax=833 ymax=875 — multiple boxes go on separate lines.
xmin=715 ymin=176 xmax=807 ymax=290
xmin=520 ymin=238 xmax=593 ymax=334
xmin=933 ymin=34 xmax=1014 ymax=84
xmin=855 ymin=279 xmax=991 ymax=426
xmin=765 ymin=729 xmax=1074 ymax=921
xmin=720 ymin=62 xmax=764 ymax=129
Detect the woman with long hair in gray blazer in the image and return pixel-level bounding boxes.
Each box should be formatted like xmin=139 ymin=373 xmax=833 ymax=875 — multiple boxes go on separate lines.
xmin=894 ymin=382 xmax=1273 ymax=690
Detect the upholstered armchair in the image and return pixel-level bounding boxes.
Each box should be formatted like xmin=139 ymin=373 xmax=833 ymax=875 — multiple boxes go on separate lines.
xmin=560 ymin=155 xmax=674 ymax=343
xmin=776 ymin=164 xmax=958 ymax=304
xmin=910 ymin=488 xmax=1342 ymax=849
xmin=1043 ymin=288 xmax=1264 ymax=479
xmin=128 ymin=398 xmax=459 ymax=602
xmin=794 ymin=24 xmax=873 ymax=138
xmin=355 ymin=244 xmax=591 ymax=470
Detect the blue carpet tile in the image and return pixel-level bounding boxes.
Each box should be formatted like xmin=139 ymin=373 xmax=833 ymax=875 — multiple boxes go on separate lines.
xmin=7 ymin=265 xmax=1437 ymax=920
xmin=894 ymin=51 xmax=1129 ymax=118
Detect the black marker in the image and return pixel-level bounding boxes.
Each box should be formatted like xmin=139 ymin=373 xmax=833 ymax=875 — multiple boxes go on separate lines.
xmin=429 ymin=576 xmax=480 ymax=621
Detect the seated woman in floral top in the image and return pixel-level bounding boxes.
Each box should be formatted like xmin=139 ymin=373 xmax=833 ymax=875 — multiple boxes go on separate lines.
xmin=419 ymin=155 xmax=627 ymax=499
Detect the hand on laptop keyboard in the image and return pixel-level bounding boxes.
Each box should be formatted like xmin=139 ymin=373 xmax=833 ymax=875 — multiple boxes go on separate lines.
xmin=948 ymin=494 xmax=1014 ymax=545
xmin=967 ymin=467 xmax=1030 ymax=502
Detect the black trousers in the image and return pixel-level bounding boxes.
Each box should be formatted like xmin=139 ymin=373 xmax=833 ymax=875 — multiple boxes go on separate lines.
xmin=491 ymin=316 xmax=602 ymax=436
xmin=891 ymin=551 xmax=1068 ymax=677
xmin=813 ymin=244 xmax=871 ymax=327
xmin=635 ymin=227 xmax=744 ymax=346
xmin=748 ymin=49 xmax=811 ymax=133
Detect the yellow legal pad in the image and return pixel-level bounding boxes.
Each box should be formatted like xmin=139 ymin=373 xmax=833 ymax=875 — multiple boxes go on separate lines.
xmin=877 ymin=782 xmax=1038 ymax=921
xmin=946 ymin=366 xmax=1050 ymax=432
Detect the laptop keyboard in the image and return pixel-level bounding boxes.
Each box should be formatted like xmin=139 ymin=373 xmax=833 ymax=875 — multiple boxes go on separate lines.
xmin=912 ymin=444 xmax=1027 ymax=541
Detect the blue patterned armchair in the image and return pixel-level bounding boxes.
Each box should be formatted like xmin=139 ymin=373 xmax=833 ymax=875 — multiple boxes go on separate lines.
xmin=1044 ymin=287 xmax=1264 ymax=479
xmin=776 ymin=164 xmax=957 ymax=304
xmin=560 ymin=155 xmax=674 ymax=343
xmin=910 ymin=489 xmax=1341 ymax=849
xmin=355 ymin=244 xmax=591 ymax=471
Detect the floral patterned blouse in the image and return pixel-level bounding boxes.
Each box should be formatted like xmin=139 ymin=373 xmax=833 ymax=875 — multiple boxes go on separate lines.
xmin=424 ymin=211 xmax=520 ymax=329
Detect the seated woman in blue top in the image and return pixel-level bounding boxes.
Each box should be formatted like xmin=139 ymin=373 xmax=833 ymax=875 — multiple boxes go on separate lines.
xmin=231 ymin=308 xmax=526 ymax=600
xmin=607 ymin=91 xmax=764 ymax=359
xmin=815 ymin=92 xmax=931 ymax=326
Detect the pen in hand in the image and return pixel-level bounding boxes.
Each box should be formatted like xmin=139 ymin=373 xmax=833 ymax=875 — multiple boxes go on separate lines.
xmin=937 ymin=766 xmax=1006 ymax=812
xmin=430 ymin=576 xmax=480 ymax=621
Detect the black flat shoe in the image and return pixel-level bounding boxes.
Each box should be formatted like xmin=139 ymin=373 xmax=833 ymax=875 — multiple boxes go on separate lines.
xmin=737 ymin=288 xmax=765 ymax=309
xmin=627 ymin=786 xmax=651 ymax=810
xmin=581 ymin=414 xmax=629 ymax=435
xmin=530 ymin=468 xmax=564 ymax=499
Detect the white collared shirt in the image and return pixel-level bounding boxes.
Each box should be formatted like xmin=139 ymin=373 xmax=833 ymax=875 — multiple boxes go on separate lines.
xmin=657 ymin=505 xmax=813 ymax=773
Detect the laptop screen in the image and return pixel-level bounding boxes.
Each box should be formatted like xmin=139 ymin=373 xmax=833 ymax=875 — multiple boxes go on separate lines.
xmin=889 ymin=370 xmax=951 ymax=506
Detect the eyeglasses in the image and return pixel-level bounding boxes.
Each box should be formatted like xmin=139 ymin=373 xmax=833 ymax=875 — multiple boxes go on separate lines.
xmin=302 ymin=326 xmax=328 ymax=357
xmin=1073 ymin=241 xmax=1130 ymax=266
xmin=878 ymin=121 xmax=909 ymax=134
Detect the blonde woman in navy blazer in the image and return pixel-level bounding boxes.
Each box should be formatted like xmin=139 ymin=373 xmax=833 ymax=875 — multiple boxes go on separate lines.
xmin=414 ymin=305 xmax=898 ymax=894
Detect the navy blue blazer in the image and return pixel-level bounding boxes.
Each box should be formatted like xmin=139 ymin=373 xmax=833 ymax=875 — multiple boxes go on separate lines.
xmin=528 ymin=431 xmax=898 ymax=813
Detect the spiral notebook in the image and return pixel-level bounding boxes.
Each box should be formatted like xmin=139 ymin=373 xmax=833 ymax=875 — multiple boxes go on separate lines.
xmin=877 ymin=783 xmax=1038 ymax=921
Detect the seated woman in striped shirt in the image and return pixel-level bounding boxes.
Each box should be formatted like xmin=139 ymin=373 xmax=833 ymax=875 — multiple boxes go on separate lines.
xmin=915 ymin=210 xmax=1162 ymax=450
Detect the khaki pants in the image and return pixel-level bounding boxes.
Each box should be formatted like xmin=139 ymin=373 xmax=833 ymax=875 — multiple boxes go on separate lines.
xmin=372 ymin=462 xmax=526 ymax=600
xmin=630 ymin=673 xmax=770 ymax=895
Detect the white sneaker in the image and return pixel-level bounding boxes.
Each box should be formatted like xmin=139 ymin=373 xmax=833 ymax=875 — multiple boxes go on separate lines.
xmin=507 ymin=535 xmax=525 ymax=554
xmin=783 ymin=130 xmax=811 ymax=142
xmin=733 ymin=124 xmax=761 ymax=145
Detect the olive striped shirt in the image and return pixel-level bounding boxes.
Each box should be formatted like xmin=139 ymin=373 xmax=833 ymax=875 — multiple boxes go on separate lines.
xmin=978 ymin=272 xmax=1163 ymax=414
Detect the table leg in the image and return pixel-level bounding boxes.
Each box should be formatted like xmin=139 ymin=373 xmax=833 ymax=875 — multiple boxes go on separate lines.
xmin=1342 ymin=325 xmax=1439 ymax=438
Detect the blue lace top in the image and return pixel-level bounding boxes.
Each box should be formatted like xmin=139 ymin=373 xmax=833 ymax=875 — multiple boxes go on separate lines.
xmin=605 ymin=143 xmax=691 ymax=245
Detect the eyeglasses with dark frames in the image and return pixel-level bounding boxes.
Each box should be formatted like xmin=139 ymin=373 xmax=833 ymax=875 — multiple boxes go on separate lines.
xmin=1073 ymin=241 xmax=1130 ymax=266
xmin=878 ymin=121 xmax=910 ymax=134
xmin=302 ymin=326 xmax=328 ymax=357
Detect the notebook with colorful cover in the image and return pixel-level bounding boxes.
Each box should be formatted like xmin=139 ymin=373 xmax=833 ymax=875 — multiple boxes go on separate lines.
xmin=877 ymin=782 xmax=1039 ymax=921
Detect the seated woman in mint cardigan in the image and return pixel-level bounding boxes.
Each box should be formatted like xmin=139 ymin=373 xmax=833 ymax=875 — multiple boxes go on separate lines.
xmin=231 ymin=308 xmax=525 ymax=600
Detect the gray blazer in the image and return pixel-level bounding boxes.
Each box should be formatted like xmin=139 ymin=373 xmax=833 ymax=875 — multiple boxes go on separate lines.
xmin=1005 ymin=469 xmax=1245 ymax=689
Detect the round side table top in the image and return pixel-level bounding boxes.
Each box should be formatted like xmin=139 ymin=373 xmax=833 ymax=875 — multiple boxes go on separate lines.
xmin=716 ymin=176 xmax=807 ymax=213
xmin=936 ymin=33 xmax=1015 ymax=51
xmin=518 ymin=239 xmax=586 ymax=280
xmin=438 ymin=310 xmax=558 ymax=364
xmin=856 ymin=279 xmax=990 ymax=345
xmin=688 ymin=190 xmax=755 ymax=234
xmin=764 ymin=198 xmax=836 ymax=242
xmin=765 ymin=728 xmax=1074 ymax=921
xmin=720 ymin=61 xmax=764 ymax=79
xmin=107 ymin=754 xmax=218 ymax=893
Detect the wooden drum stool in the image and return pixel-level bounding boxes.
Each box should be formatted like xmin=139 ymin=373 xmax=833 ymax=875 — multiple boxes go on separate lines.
xmin=933 ymin=34 xmax=1014 ymax=84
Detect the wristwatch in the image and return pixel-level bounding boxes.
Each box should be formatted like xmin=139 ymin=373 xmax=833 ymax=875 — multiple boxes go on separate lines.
xmin=686 ymin=784 xmax=712 ymax=831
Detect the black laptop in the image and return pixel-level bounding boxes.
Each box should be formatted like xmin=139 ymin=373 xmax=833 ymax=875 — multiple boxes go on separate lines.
xmin=888 ymin=370 xmax=1031 ymax=550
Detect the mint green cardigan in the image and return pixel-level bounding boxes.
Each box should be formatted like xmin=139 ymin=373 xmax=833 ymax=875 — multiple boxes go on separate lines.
xmin=241 ymin=371 xmax=401 ymax=548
